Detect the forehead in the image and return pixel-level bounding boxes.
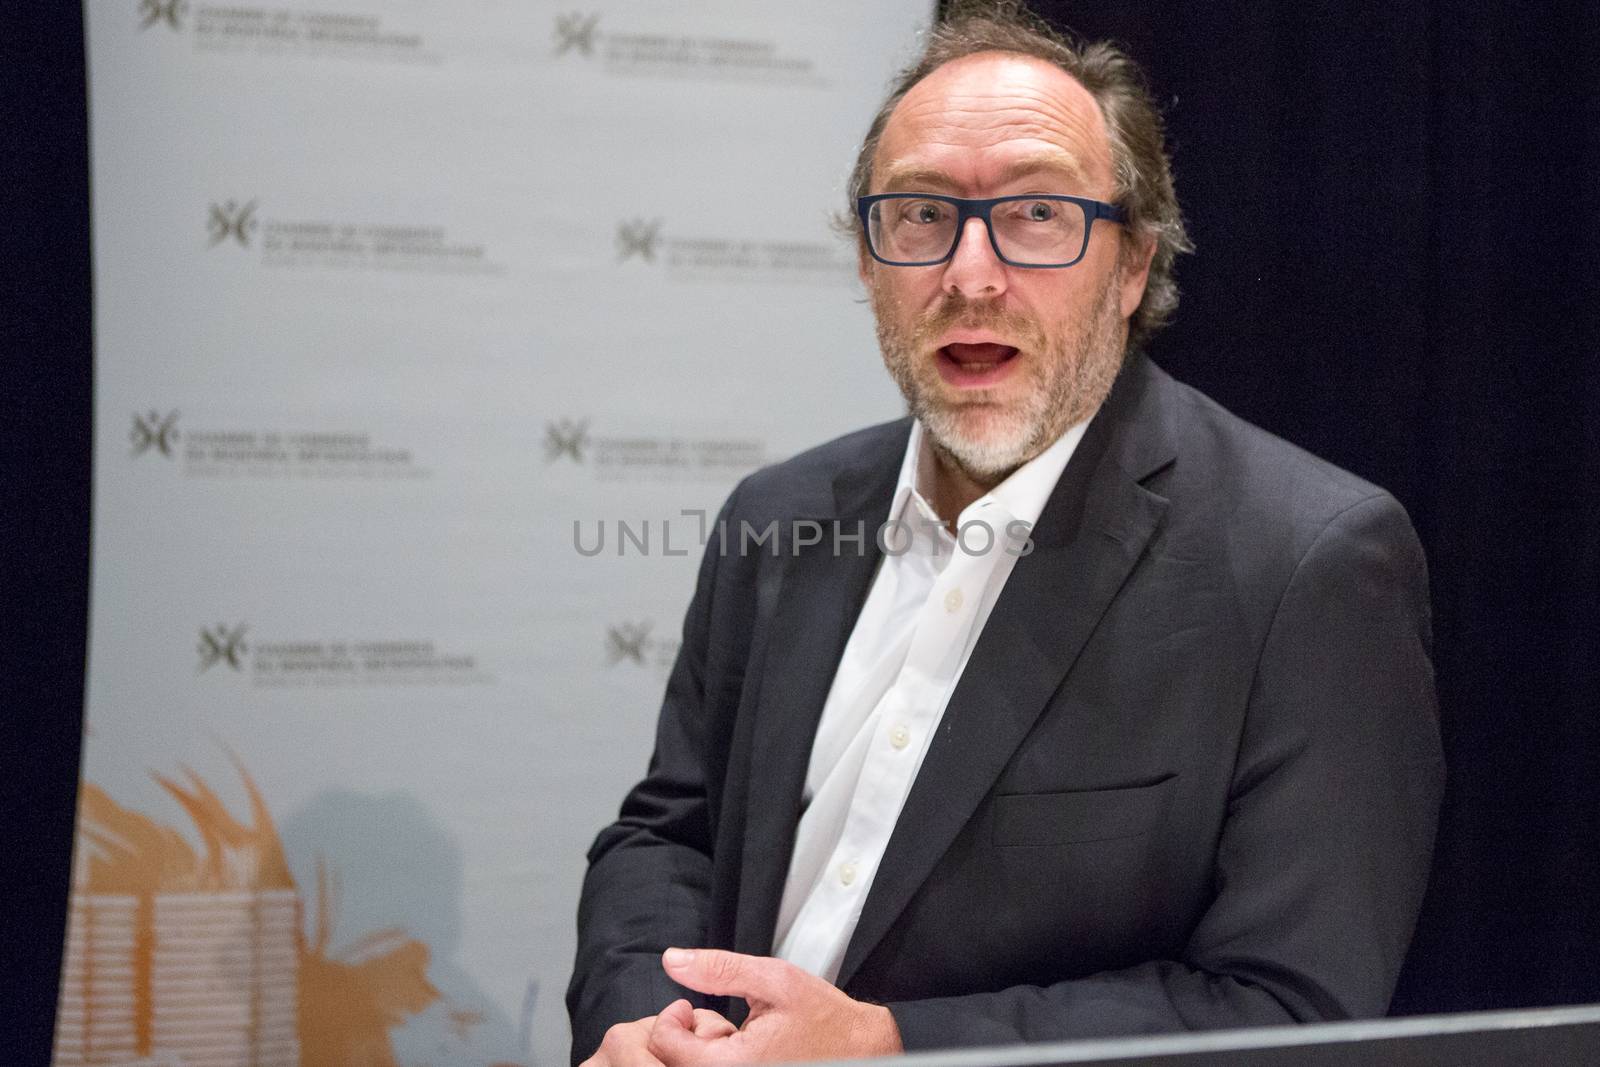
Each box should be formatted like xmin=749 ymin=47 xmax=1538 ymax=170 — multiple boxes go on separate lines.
xmin=873 ymin=51 xmax=1114 ymax=195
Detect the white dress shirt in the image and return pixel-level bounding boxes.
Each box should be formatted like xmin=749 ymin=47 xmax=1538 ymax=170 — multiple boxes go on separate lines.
xmin=771 ymin=417 xmax=1089 ymax=983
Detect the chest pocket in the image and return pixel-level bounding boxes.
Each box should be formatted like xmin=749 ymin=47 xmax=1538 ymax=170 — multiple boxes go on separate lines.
xmin=992 ymin=774 xmax=1177 ymax=846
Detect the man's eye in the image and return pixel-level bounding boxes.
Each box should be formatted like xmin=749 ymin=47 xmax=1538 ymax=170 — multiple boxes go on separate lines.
xmin=1023 ymin=201 xmax=1056 ymax=222
xmin=901 ymin=201 xmax=946 ymax=225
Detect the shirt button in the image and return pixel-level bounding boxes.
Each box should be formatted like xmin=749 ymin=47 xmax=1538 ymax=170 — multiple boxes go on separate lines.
xmin=839 ymin=861 xmax=858 ymax=886
xmin=944 ymin=588 xmax=964 ymax=613
xmin=889 ymin=724 xmax=911 ymax=749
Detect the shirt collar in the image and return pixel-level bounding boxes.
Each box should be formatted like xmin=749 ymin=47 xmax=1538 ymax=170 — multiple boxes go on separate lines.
xmin=889 ymin=416 xmax=1090 ymax=532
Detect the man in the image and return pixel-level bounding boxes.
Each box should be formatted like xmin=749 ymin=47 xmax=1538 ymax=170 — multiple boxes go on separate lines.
xmin=568 ymin=6 xmax=1444 ymax=1065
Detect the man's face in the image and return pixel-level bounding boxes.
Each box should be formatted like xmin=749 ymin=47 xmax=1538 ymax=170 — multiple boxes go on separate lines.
xmin=864 ymin=52 xmax=1152 ymax=480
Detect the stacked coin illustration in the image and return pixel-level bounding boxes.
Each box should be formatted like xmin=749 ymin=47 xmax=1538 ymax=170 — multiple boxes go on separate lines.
xmin=54 ymin=894 xmax=140 ymax=1066
xmin=146 ymin=889 xmax=300 ymax=1067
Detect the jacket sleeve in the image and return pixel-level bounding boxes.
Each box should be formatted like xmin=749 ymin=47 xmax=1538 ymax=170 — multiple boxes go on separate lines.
xmin=887 ymin=492 xmax=1446 ymax=1048
xmin=565 ymin=489 xmax=742 ymax=1064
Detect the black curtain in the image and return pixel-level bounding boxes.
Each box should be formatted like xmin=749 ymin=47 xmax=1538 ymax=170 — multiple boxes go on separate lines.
xmin=1015 ymin=0 xmax=1600 ymax=1014
xmin=1 ymin=3 xmax=91 ymax=1063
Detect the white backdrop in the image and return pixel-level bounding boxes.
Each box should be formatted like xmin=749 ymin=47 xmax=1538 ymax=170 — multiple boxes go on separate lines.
xmin=65 ymin=3 xmax=932 ymax=1065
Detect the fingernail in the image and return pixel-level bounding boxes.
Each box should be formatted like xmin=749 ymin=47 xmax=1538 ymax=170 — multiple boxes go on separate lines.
xmin=664 ymin=948 xmax=696 ymax=968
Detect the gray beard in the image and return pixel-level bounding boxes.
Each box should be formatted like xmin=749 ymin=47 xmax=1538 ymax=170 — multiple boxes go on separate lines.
xmin=872 ymin=273 xmax=1127 ymax=485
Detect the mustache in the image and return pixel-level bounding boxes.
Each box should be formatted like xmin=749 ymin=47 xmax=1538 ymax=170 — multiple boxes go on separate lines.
xmin=913 ymin=294 xmax=1045 ymax=349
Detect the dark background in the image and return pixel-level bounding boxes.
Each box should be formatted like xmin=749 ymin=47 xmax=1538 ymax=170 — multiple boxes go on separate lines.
xmin=3 ymin=3 xmax=93 ymax=1064
xmin=1017 ymin=0 xmax=1600 ymax=1018
xmin=4 ymin=1 xmax=1596 ymax=1061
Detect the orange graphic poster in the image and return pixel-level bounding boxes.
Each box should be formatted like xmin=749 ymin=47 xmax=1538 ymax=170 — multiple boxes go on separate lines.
xmin=56 ymin=757 xmax=447 ymax=1067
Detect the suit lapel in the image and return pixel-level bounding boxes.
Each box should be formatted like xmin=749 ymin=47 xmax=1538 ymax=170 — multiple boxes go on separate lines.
xmin=837 ymin=355 xmax=1178 ymax=987
xmin=733 ymin=422 xmax=908 ymax=957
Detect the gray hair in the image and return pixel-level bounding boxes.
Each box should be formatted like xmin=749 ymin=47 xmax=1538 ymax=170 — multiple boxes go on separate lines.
xmin=847 ymin=0 xmax=1193 ymax=348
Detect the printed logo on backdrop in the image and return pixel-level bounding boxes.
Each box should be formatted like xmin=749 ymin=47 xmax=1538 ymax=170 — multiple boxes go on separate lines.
xmin=131 ymin=409 xmax=181 ymax=458
xmin=138 ymin=0 xmax=187 ymax=31
xmin=543 ymin=418 xmax=591 ymax=463
xmin=552 ymin=11 xmax=828 ymax=86
xmin=207 ymin=199 xmax=258 ymax=247
xmin=135 ymin=1 xmax=439 ymax=64
xmin=545 ymin=417 xmax=764 ymax=483
xmin=616 ymin=219 xmax=663 ymax=263
xmin=198 ymin=623 xmax=250 ymax=673
xmin=615 ymin=218 xmax=855 ymax=285
xmin=605 ymin=620 xmax=679 ymax=676
xmin=128 ymin=410 xmax=430 ymax=481
xmin=203 ymin=198 xmax=503 ymax=275
xmin=553 ymin=12 xmax=601 ymax=57
xmin=195 ymin=624 xmax=493 ymax=687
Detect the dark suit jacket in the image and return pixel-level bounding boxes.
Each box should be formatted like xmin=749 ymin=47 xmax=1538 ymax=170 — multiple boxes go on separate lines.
xmin=566 ymin=353 xmax=1445 ymax=1060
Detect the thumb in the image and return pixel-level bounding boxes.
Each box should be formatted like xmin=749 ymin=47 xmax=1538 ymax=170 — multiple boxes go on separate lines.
xmin=662 ymin=948 xmax=791 ymax=1005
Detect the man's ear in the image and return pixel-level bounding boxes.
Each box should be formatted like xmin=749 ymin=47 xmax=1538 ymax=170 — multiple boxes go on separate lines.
xmin=857 ymin=243 xmax=873 ymax=288
xmin=1118 ymin=235 xmax=1156 ymax=320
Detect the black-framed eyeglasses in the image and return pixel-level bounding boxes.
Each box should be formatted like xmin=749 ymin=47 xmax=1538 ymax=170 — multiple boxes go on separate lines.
xmin=857 ymin=193 xmax=1127 ymax=268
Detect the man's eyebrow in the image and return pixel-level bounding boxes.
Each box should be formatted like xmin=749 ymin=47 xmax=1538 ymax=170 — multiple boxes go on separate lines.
xmin=875 ymin=153 xmax=1093 ymax=193
xmin=995 ymin=153 xmax=1091 ymax=187
xmin=876 ymin=163 xmax=961 ymax=192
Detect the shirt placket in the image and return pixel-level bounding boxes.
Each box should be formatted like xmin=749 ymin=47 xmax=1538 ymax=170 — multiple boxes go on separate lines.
xmin=798 ymin=521 xmax=993 ymax=973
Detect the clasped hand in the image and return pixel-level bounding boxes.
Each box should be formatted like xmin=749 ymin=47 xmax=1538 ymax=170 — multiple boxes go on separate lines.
xmin=581 ymin=948 xmax=902 ymax=1067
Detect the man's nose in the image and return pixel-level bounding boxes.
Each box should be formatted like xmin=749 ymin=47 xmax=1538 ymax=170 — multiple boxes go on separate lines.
xmin=941 ymin=216 xmax=1008 ymax=299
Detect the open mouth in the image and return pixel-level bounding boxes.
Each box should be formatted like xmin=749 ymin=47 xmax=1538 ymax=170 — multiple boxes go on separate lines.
xmin=937 ymin=342 xmax=1020 ymax=387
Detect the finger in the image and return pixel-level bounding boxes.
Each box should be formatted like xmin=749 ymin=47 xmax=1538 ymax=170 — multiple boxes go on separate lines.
xmin=661 ymin=948 xmax=794 ymax=1004
xmin=649 ymin=1011 xmax=738 ymax=1067
xmin=691 ymin=1008 xmax=738 ymax=1039
xmin=655 ymin=999 xmax=696 ymax=1032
